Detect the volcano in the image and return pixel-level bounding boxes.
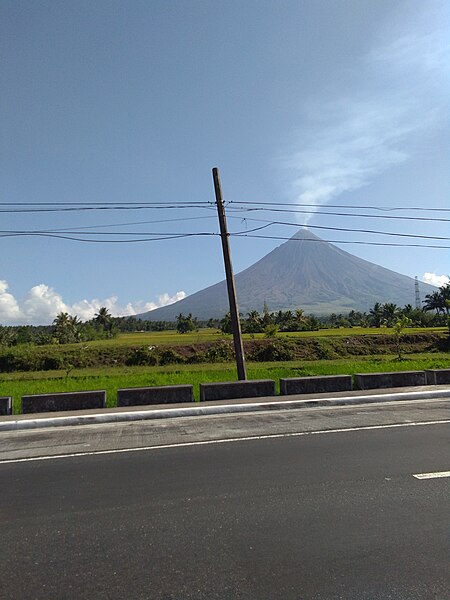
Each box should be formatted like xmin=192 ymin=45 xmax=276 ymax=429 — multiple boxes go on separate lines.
xmin=138 ymin=229 xmax=435 ymax=320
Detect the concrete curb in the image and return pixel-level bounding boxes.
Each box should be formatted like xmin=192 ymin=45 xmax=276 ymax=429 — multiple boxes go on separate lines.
xmin=1 ymin=388 xmax=449 ymax=432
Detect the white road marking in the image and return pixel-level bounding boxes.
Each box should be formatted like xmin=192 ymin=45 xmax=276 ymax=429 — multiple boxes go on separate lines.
xmin=0 ymin=419 xmax=448 ymax=465
xmin=413 ymin=471 xmax=450 ymax=480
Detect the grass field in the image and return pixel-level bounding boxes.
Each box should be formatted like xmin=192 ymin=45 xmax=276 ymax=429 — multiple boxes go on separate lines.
xmin=2 ymin=352 xmax=449 ymax=414
xmin=85 ymin=327 xmax=447 ymax=347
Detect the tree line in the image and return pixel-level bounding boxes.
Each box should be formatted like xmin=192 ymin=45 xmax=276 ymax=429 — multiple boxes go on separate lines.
xmin=174 ymin=285 xmax=450 ymax=335
xmin=1 ymin=283 xmax=449 ymax=346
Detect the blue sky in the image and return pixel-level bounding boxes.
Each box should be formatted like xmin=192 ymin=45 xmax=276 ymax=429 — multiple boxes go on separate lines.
xmin=1 ymin=0 xmax=449 ymax=324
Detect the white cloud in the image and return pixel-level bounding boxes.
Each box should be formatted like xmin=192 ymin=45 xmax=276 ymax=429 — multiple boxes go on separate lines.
xmin=119 ymin=292 xmax=187 ymax=317
xmin=23 ymin=284 xmax=69 ymax=322
xmin=0 ymin=281 xmax=186 ymax=325
xmin=422 ymin=272 xmax=449 ymax=287
xmin=285 ymin=4 xmax=449 ymax=221
xmin=157 ymin=291 xmax=186 ymax=306
xmin=0 ymin=280 xmax=22 ymax=321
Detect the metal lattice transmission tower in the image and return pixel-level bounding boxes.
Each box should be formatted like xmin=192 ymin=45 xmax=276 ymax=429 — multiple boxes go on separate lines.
xmin=415 ymin=276 xmax=421 ymax=309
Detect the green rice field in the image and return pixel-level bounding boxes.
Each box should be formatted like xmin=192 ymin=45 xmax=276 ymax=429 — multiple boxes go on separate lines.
xmin=86 ymin=327 xmax=447 ymax=347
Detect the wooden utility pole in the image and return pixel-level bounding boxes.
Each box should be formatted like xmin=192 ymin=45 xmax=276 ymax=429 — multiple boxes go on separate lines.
xmin=212 ymin=167 xmax=247 ymax=380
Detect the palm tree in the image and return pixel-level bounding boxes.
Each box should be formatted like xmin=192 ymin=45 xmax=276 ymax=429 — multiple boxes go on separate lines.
xmin=402 ymin=304 xmax=414 ymax=317
xmin=295 ymin=308 xmax=307 ymax=324
xmin=95 ymin=307 xmax=112 ymax=330
xmin=382 ymin=303 xmax=399 ymax=327
xmin=369 ymin=303 xmax=383 ymax=327
xmin=53 ymin=312 xmax=71 ymax=328
xmin=53 ymin=312 xmax=79 ymax=344
xmin=423 ymin=291 xmax=444 ymax=314
xmin=441 ymin=284 xmax=450 ymax=314
xmin=245 ymin=310 xmax=263 ymax=333
xmin=68 ymin=315 xmax=82 ymax=341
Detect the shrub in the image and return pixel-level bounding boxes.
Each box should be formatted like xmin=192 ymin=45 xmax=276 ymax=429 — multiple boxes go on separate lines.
xmin=203 ymin=341 xmax=234 ymax=363
xmin=41 ymin=356 xmax=63 ymax=370
xmin=264 ymin=324 xmax=279 ymax=338
xmin=159 ymin=349 xmax=185 ymax=365
xmin=249 ymin=340 xmax=296 ymax=362
xmin=314 ymin=340 xmax=339 ymax=360
xmin=126 ymin=346 xmax=159 ymax=366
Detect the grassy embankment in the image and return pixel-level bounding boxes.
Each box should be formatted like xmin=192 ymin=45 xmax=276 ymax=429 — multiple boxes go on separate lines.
xmin=1 ymin=328 xmax=448 ymax=413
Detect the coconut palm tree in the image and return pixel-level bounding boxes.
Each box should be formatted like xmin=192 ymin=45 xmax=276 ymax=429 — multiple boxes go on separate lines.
xmin=441 ymin=284 xmax=450 ymax=314
xmin=245 ymin=310 xmax=263 ymax=333
xmin=423 ymin=291 xmax=445 ymax=314
xmin=369 ymin=303 xmax=383 ymax=328
xmin=295 ymin=308 xmax=307 ymax=327
xmin=382 ymin=303 xmax=399 ymax=327
xmin=53 ymin=312 xmax=79 ymax=344
xmin=53 ymin=312 xmax=71 ymax=328
xmin=95 ymin=307 xmax=112 ymax=330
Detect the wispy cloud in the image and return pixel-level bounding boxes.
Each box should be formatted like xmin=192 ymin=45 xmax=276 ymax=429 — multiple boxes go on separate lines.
xmin=289 ymin=102 xmax=412 ymax=212
xmin=286 ymin=3 xmax=449 ymax=220
xmin=0 ymin=280 xmax=186 ymax=325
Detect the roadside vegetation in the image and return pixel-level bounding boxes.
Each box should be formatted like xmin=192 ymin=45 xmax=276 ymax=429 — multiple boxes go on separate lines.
xmin=0 ymin=329 xmax=447 ymax=373
xmin=2 ymin=352 xmax=450 ymax=413
xmin=1 ymin=284 xmax=449 ymax=413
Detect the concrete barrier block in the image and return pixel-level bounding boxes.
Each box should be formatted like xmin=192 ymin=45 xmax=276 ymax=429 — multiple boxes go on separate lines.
xmin=354 ymin=371 xmax=426 ymax=390
xmin=280 ymin=375 xmax=353 ymax=396
xmin=22 ymin=390 xmax=106 ymax=414
xmin=425 ymin=369 xmax=450 ymax=385
xmin=0 ymin=396 xmax=12 ymax=416
xmin=200 ymin=380 xmax=276 ymax=402
xmin=117 ymin=385 xmax=194 ymax=407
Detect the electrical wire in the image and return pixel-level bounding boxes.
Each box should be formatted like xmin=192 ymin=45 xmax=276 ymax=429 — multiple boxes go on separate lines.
xmin=229 ymin=200 xmax=450 ymax=213
xmin=226 ymin=205 xmax=450 ymax=223
xmin=231 ymin=232 xmax=450 ymax=249
xmin=1 ymin=227 xmax=446 ymax=247
xmin=0 ymin=232 xmax=216 ymax=243
xmin=227 ymin=217 xmax=450 ymax=240
xmin=0 ymin=215 xmax=216 ymax=234
xmin=0 ymin=203 xmax=213 ymax=214
xmin=2 ymin=199 xmax=448 ymax=212
xmin=0 ymin=230 xmax=215 ymax=237
xmin=1 ymin=201 xmax=449 ymax=223
xmin=0 ymin=201 xmax=211 ymax=206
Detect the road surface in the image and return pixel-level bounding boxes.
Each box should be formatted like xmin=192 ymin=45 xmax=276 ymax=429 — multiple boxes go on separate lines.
xmin=0 ymin=399 xmax=448 ymax=599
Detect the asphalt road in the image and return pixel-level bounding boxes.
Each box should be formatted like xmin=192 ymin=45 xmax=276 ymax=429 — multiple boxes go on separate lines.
xmin=0 ymin=401 xmax=449 ymax=599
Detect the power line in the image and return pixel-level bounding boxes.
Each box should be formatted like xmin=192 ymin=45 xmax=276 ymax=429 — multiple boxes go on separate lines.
xmin=0 ymin=232 xmax=215 ymax=243
xmin=3 ymin=215 xmax=216 ymax=234
xmin=4 ymin=202 xmax=448 ymax=222
xmin=231 ymin=233 xmax=450 ymax=249
xmin=229 ymin=200 xmax=450 ymax=213
xmin=226 ymin=205 xmax=450 ymax=223
xmin=2 ymin=201 xmax=449 ymax=223
xmin=2 ymin=199 xmax=448 ymax=212
xmin=0 ymin=203 xmax=213 ymax=214
xmin=0 ymin=230 xmax=216 ymax=237
xmin=227 ymin=217 xmax=450 ymax=240
xmin=1 ymin=227 xmax=447 ymax=247
xmin=4 ymin=219 xmax=448 ymax=240
xmin=0 ymin=201 xmax=211 ymax=206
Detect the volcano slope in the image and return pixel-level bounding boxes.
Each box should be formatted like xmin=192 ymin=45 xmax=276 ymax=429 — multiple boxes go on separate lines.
xmin=139 ymin=229 xmax=436 ymax=320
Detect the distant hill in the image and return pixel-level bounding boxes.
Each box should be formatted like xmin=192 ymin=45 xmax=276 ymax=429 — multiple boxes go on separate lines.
xmin=138 ymin=229 xmax=436 ymax=320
